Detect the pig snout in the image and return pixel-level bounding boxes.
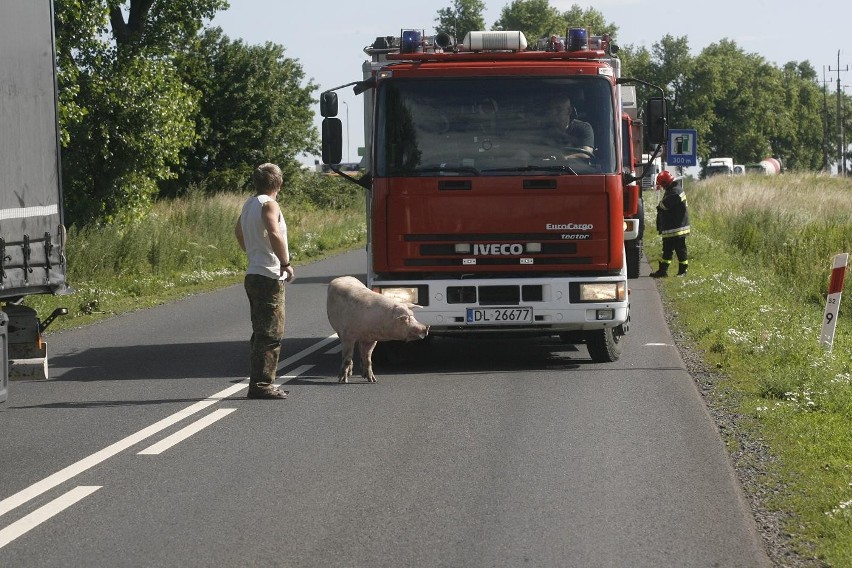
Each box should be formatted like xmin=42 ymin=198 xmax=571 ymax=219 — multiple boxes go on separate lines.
xmin=405 ymin=321 xmax=429 ymax=342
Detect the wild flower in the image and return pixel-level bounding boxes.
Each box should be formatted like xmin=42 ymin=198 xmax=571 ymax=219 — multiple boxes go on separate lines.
xmin=831 ymin=373 xmax=851 ymax=385
xmin=826 ymin=498 xmax=852 ymax=518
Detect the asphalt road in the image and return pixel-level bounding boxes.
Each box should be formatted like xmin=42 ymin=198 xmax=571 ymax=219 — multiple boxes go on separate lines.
xmin=0 ymin=250 xmax=770 ymax=567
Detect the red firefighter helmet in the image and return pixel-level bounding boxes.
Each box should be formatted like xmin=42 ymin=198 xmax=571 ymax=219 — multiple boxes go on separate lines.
xmin=656 ymin=170 xmax=675 ymax=188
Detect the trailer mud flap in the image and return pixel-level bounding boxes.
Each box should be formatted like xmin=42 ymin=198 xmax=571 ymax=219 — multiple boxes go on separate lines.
xmin=0 ymin=311 xmax=8 ymax=403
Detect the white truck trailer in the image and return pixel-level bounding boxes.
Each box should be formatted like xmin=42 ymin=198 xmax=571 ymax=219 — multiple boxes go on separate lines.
xmin=1 ymin=0 xmax=70 ymax=399
xmin=705 ymin=157 xmax=734 ymax=177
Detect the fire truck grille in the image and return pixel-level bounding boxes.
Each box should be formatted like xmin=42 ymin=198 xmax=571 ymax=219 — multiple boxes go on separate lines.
xmin=403 ymin=257 xmax=592 ymax=266
xmin=446 ymin=285 xmax=545 ymax=305
xmin=418 ymin=243 xmax=578 ymax=255
xmin=403 ymin=233 xmax=592 ymax=266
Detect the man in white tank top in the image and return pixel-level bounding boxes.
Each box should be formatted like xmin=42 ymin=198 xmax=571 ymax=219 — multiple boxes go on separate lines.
xmin=235 ymin=163 xmax=295 ymax=399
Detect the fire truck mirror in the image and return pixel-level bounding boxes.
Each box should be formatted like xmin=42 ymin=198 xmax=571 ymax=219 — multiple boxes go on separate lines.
xmin=320 ymin=91 xmax=339 ymax=118
xmin=646 ymin=97 xmax=668 ymax=145
xmin=322 ymin=118 xmax=343 ymax=165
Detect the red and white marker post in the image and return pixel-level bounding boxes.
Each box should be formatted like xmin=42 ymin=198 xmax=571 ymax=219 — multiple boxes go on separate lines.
xmin=820 ymin=252 xmax=848 ymax=352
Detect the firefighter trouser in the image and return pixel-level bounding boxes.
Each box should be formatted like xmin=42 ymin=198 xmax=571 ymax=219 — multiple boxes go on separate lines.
xmin=244 ymin=274 xmax=286 ymax=386
xmin=660 ymin=235 xmax=688 ymax=270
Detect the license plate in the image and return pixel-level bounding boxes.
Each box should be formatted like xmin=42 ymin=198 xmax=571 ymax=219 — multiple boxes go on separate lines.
xmin=465 ymin=306 xmax=533 ymax=324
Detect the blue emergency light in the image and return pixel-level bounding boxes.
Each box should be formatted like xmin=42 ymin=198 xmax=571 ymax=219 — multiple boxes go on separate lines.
xmin=567 ymin=28 xmax=587 ymax=51
xmin=401 ymin=29 xmax=423 ymax=54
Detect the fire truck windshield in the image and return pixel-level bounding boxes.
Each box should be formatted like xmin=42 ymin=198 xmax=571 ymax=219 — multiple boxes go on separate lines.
xmin=374 ymin=76 xmax=616 ymax=177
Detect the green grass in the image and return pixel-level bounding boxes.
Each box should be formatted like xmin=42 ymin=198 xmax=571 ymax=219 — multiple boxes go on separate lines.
xmin=649 ymin=173 xmax=852 ymax=565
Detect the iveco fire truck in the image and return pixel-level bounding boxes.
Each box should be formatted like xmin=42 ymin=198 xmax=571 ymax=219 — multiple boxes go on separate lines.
xmin=320 ymin=28 xmax=667 ymax=362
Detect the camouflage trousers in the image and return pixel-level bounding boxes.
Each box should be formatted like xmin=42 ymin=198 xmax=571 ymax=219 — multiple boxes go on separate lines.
xmin=244 ymin=274 xmax=286 ymax=387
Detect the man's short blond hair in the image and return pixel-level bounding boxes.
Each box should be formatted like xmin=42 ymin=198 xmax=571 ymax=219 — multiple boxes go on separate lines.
xmin=252 ymin=163 xmax=283 ymax=193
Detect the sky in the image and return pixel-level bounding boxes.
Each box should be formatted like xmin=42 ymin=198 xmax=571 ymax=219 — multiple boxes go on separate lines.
xmin=209 ymin=0 xmax=852 ymax=169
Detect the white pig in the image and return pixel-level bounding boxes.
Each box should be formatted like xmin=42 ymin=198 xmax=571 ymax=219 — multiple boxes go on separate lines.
xmin=326 ymin=276 xmax=429 ymax=383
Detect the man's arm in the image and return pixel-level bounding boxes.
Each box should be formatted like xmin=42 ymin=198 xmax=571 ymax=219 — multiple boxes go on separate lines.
xmin=234 ymin=218 xmax=246 ymax=251
xmin=261 ymin=200 xmax=293 ymax=279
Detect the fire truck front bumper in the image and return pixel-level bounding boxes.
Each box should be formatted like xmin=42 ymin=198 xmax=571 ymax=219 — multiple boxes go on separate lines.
xmin=371 ymin=276 xmax=629 ymax=336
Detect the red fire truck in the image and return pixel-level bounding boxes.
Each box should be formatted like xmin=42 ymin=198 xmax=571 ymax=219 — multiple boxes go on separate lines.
xmin=320 ymin=29 xmax=667 ymax=362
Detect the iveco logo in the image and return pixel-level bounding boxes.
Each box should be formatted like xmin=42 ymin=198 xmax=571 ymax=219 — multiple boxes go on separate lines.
xmin=473 ymin=243 xmax=523 ymax=255
xmin=546 ymin=223 xmax=594 ymax=231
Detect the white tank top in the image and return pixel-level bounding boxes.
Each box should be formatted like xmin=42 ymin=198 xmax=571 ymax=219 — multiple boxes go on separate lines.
xmin=240 ymin=194 xmax=288 ymax=280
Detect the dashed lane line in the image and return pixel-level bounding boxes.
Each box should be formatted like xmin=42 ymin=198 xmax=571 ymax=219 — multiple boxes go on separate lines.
xmin=0 ymin=486 xmax=101 ymax=549
xmin=0 ymin=334 xmax=340 ymax=520
xmin=138 ymin=408 xmax=237 ymax=455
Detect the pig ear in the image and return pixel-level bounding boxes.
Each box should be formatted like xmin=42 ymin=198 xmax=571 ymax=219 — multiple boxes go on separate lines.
xmin=406 ymin=303 xmax=423 ymax=310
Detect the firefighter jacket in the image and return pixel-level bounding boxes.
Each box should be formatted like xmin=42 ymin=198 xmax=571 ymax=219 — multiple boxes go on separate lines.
xmin=655 ymin=180 xmax=690 ymax=238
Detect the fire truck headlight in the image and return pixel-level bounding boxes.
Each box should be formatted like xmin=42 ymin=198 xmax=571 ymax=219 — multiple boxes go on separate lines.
xmin=525 ymin=243 xmax=542 ymax=253
xmin=454 ymin=244 xmax=471 ymax=253
xmin=377 ymin=286 xmax=419 ymax=304
xmin=579 ymin=282 xmax=626 ymax=302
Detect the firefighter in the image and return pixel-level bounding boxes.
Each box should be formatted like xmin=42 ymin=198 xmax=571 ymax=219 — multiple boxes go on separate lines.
xmin=650 ymin=170 xmax=690 ymax=277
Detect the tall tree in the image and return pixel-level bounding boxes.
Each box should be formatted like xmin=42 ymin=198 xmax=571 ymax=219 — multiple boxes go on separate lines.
xmin=107 ymin=0 xmax=223 ymax=56
xmin=435 ymin=0 xmax=486 ymax=44
xmin=492 ymin=0 xmax=564 ymax=45
xmin=560 ymin=5 xmax=616 ymax=38
xmin=681 ymin=40 xmax=785 ymax=167
xmin=55 ymin=0 xmax=224 ymax=225
xmin=172 ymin=28 xmax=319 ymax=193
xmin=775 ymin=62 xmax=824 ymax=170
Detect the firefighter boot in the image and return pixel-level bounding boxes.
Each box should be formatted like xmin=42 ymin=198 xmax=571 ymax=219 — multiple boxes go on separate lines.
xmin=676 ymin=262 xmax=688 ymax=277
xmin=650 ymin=260 xmax=670 ymax=278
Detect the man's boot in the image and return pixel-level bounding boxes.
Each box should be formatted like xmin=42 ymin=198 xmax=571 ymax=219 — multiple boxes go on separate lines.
xmin=676 ymin=262 xmax=688 ymax=277
xmin=650 ymin=260 xmax=670 ymax=278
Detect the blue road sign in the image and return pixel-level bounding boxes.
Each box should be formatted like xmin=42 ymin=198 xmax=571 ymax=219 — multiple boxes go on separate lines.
xmin=667 ymin=129 xmax=697 ymax=167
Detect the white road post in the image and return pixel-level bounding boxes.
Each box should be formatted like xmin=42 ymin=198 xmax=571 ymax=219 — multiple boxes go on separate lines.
xmin=820 ymin=252 xmax=848 ymax=352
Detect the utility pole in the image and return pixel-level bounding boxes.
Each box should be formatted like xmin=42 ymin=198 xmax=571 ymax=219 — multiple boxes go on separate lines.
xmin=821 ymin=66 xmax=831 ymax=172
xmin=342 ymin=100 xmax=350 ymax=163
xmin=829 ymin=50 xmax=848 ymax=176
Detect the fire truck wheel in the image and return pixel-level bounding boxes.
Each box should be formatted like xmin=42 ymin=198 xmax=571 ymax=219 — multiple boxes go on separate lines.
xmin=626 ymin=240 xmax=642 ymax=279
xmin=585 ymin=327 xmax=623 ymax=363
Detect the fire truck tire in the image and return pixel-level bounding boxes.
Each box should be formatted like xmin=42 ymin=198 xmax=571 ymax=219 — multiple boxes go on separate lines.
xmin=626 ymin=239 xmax=642 ymax=279
xmin=585 ymin=327 xmax=623 ymax=363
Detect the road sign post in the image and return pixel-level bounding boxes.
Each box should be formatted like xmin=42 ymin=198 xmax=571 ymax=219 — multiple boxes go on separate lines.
xmin=820 ymin=252 xmax=848 ymax=351
xmin=667 ymin=129 xmax=697 ymax=167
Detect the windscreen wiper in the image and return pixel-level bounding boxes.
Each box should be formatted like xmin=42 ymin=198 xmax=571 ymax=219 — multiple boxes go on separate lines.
xmin=483 ymin=165 xmax=579 ymax=175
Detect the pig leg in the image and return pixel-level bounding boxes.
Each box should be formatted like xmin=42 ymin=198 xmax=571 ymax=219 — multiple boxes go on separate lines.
xmin=359 ymin=340 xmax=378 ymax=383
xmin=338 ymin=339 xmax=355 ymax=383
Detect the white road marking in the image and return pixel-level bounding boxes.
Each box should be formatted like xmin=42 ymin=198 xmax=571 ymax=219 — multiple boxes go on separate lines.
xmin=0 ymin=398 xmax=220 ymax=519
xmin=644 ymin=343 xmax=670 ymax=346
xmin=280 ymin=365 xmax=313 ymax=380
xmin=0 ymin=486 xmax=101 ymax=549
xmin=0 ymin=334 xmax=338 ymax=520
xmin=138 ymin=408 xmax=237 ymax=455
xmin=276 ymin=334 xmax=338 ymax=371
xmin=325 ymin=344 xmax=343 ymax=354
xmin=138 ymin=364 xmax=313 ymax=455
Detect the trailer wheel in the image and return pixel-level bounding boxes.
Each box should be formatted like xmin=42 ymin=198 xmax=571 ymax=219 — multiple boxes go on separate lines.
xmin=585 ymin=327 xmax=623 ymax=363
